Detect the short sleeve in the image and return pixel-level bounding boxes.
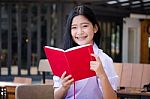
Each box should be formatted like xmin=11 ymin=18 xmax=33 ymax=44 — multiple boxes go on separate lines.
xmin=53 ymin=75 xmax=61 ymax=88
xmin=98 ymin=50 xmax=119 ymax=91
xmin=104 ymin=56 xmax=119 ymax=90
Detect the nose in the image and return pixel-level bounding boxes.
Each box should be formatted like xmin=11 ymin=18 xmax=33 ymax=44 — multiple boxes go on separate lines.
xmin=77 ymin=27 xmax=83 ymax=35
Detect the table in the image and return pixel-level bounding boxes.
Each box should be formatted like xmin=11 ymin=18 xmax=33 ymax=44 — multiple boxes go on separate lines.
xmin=117 ymin=87 xmax=150 ymax=99
xmin=0 ymin=82 xmax=24 ymax=99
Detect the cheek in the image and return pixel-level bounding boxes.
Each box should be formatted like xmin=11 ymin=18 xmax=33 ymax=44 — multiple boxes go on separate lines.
xmin=71 ymin=31 xmax=76 ymax=38
xmin=85 ymin=29 xmax=94 ymax=36
xmin=71 ymin=30 xmax=76 ymax=36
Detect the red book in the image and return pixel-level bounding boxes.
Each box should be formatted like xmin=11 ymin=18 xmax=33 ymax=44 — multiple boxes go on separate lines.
xmin=44 ymin=44 xmax=96 ymax=81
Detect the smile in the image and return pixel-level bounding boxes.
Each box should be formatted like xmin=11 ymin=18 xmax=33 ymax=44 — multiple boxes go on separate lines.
xmin=76 ymin=36 xmax=87 ymax=40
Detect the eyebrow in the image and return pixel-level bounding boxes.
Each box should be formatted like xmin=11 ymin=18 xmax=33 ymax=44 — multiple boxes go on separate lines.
xmin=71 ymin=22 xmax=90 ymax=26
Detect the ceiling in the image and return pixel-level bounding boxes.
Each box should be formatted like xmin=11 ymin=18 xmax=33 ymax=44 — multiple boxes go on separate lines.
xmin=74 ymin=0 xmax=150 ymax=17
xmin=1 ymin=0 xmax=150 ymax=17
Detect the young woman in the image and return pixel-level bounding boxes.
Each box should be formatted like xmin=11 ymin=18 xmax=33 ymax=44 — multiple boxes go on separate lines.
xmin=53 ymin=5 xmax=119 ymax=99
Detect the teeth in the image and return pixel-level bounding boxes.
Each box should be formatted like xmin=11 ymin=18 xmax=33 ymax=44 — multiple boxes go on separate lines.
xmin=76 ymin=37 xmax=86 ymax=40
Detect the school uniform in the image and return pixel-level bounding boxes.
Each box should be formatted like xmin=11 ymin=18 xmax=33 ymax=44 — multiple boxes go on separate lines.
xmin=53 ymin=43 xmax=119 ymax=99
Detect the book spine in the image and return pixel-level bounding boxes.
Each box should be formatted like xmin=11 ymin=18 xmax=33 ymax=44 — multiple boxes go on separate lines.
xmin=88 ymin=46 xmax=95 ymax=61
xmin=64 ymin=53 xmax=72 ymax=76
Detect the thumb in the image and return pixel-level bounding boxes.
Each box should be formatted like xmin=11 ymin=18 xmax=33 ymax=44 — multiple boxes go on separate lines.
xmin=90 ymin=54 xmax=100 ymax=62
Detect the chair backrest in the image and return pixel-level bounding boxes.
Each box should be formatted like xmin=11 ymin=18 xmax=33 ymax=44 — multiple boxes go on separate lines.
xmin=13 ymin=77 xmax=32 ymax=84
xmin=42 ymin=79 xmax=54 ymax=85
xmin=115 ymin=63 xmax=150 ymax=88
xmin=141 ymin=64 xmax=150 ymax=88
xmin=113 ymin=62 xmax=123 ymax=86
xmin=15 ymin=84 xmax=54 ymax=99
xmin=130 ymin=63 xmax=143 ymax=88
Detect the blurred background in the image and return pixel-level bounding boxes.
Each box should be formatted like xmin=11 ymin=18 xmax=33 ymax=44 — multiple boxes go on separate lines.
xmin=0 ymin=0 xmax=150 ymax=82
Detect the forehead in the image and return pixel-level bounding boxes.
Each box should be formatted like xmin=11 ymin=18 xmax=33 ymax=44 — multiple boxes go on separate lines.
xmin=72 ymin=15 xmax=90 ymax=25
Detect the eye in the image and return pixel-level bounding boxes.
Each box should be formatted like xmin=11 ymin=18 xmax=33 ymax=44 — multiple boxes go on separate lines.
xmin=82 ymin=24 xmax=88 ymax=28
xmin=71 ymin=26 xmax=77 ymax=29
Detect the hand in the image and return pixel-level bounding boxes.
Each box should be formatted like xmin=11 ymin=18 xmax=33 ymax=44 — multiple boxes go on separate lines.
xmin=90 ymin=54 xmax=106 ymax=78
xmin=60 ymin=71 xmax=74 ymax=91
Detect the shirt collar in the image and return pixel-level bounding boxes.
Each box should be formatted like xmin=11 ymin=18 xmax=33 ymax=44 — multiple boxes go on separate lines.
xmin=93 ymin=43 xmax=103 ymax=54
xmin=93 ymin=43 xmax=99 ymax=55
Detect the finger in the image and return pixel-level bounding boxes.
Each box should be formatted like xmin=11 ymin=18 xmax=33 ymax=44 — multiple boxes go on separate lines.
xmin=90 ymin=61 xmax=96 ymax=65
xmin=65 ymin=78 xmax=74 ymax=85
xmin=91 ymin=54 xmax=100 ymax=62
xmin=90 ymin=61 xmax=96 ymax=70
xmin=64 ymin=75 xmax=73 ymax=80
xmin=61 ymin=71 xmax=66 ymax=79
xmin=90 ymin=65 xmax=94 ymax=71
xmin=62 ymin=76 xmax=74 ymax=86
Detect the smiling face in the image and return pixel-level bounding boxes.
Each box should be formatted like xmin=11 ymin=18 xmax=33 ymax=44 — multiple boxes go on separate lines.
xmin=71 ymin=15 xmax=98 ymax=46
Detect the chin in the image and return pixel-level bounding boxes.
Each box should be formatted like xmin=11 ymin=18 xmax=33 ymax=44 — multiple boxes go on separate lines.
xmin=76 ymin=42 xmax=89 ymax=46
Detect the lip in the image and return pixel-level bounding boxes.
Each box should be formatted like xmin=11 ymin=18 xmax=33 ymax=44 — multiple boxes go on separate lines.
xmin=75 ymin=36 xmax=87 ymax=40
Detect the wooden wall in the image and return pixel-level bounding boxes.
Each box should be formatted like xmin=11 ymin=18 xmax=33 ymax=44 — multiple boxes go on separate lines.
xmin=140 ymin=19 xmax=150 ymax=63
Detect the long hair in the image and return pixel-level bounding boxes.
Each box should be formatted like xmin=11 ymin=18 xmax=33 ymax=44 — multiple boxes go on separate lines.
xmin=63 ymin=5 xmax=101 ymax=50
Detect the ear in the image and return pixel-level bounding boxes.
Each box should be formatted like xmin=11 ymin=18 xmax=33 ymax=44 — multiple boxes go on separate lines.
xmin=94 ymin=24 xmax=98 ymax=33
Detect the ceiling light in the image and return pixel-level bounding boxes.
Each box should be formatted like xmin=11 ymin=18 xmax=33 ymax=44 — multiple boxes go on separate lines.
xmin=119 ymin=0 xmax=128 ymax=2
xmin=132 ymin=1 xmax=140 ymax=4
xmin=144 ymin=3 xmax=150 ymax=6
xmin=107 ymin=1 xmax=117 ymax=4
xmin=131 ymin=5 xmax=141 ymax=8
xmin=121 ymin=3 xmax=129 ymax=6
xmin=143 ymin=0 xmax=150 ymax=2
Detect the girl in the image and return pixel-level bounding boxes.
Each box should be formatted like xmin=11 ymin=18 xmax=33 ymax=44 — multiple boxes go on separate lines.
xmin=53 ymin=5 xmax=119 ymax=99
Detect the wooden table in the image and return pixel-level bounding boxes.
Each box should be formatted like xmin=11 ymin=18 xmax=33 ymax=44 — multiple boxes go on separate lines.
xmin=117 ymin=87 xmax=150 ymax=99
xmin=0 ymin=82 xmax=24 ymax=99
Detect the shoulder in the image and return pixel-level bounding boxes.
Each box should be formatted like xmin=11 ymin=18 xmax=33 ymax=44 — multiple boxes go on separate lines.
xmin=99 ymin=50 xmax=113 ymax=62
xmin=93 ymin=43 xmax=113 ymax=62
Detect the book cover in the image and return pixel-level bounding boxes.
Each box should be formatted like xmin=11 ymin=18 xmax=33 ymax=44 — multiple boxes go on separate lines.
xmin=44 ymin=44 xmax=96 ymax=81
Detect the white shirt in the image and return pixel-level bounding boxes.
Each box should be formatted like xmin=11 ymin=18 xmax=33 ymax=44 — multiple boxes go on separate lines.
xmin=53 ymin=43 xmax=119 ymax=99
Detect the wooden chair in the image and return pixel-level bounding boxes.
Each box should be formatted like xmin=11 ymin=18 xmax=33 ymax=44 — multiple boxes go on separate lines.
xmin=13 ymin=77 xmax=32 ymax=84
xmin=130 ymin=63 xmax=143 ymax=88
xmin=120 ymin=63 xmax=133 ymax=87
xmin=4 ymin=77 xmax=32 ymax=99
xmin=42 ymin=79 xmax=54 ymax=85
xmin=141 ymin=64 xmax=150 ymax=88
xmin=113 ymin=62 xmax=123 ymax=86
xmin=38 ymin=59 xmax=52 ymax=84
xmin=117 ymin=63 xmax=150 ymax=88
xmin=15 ymin=84 xmax=54 ymax=99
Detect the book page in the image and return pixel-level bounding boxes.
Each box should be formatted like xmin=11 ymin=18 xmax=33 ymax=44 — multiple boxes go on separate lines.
xmin=44 ymin=44 xmax=95 ymax=81
xmin=44 ymin=46 xmax=71 ymax=77
xmin=65 ymin=44 xmax=96 ymax=81
xmin=44 ymin=46 xmax=64 ymax=52
xmin=65 ymin=44 xmax=92 ymax=52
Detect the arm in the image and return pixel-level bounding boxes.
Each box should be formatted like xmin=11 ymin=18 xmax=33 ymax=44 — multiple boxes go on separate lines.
xmin=54 ymin=71 xmax=74 ymax=99
xmin=90 ymin=54 xmax=117 ymax=99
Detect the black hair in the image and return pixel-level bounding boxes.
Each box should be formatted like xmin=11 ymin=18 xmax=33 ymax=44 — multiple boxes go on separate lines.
xmin=63 ymin=5 xmax=101 ymax=50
